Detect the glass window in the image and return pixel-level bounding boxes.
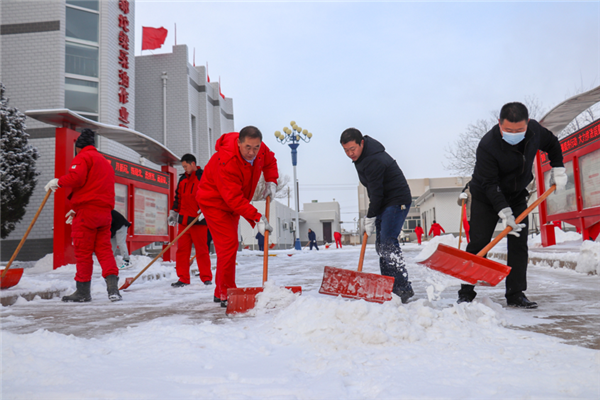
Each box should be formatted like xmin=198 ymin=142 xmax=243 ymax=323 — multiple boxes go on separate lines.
xmin=66 ymin=0 xmax=99 ymax=11
xmin=580 ymin=149 xmax=600 ymax=209
xmin=545 ymin=161 xmax=577 ymax=215
xmin=115 ymin=184 xmax=128 ymax=219
xmin=65 ymin=77 xmax=98 ymax=114
xmin=134 ymin=188 xmax=168 ymax=236
xmin=66 ymin=42 xmax=98 ymax=78
xmin=66 ymin=7 xmax=99 ymax=42
xmin=408 ymin=220 xmax=416 ymax=230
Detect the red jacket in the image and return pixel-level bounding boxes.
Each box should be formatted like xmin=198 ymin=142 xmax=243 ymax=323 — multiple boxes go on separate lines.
xmin=172 ymin=167 xmax=206 ymax=225
xmin=414 ymin=226 xmax=423 ymax=237
xmin=196 ymin=132 xmax=278 ymax=226
xmin=334 ymin=232 xmax=342 ymax=240
xmin=58 ymin=146 xmax=115 ymax=211
xmin=428 ymin=223 xmax=445 ymax=236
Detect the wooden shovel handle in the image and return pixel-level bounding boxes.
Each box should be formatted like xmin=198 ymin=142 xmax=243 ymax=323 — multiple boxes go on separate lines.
xmin=124 ymin=213 xmax=201 ymax=288
xmin=262 ymin=196 xmax=271 ymax=284
xmin=2 ymin=190 xmax=51 ymax=279
xmin=476 ymin=185 xmax=556 ymax=257
xmin=357 ymin=232 xmax=368 ymax=272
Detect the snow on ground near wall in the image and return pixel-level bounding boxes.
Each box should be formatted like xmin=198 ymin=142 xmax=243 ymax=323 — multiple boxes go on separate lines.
xmin=577 ymin=240 xmax=600 ymax=275
xmin=2 ymin=245 xmax=600 ymax=399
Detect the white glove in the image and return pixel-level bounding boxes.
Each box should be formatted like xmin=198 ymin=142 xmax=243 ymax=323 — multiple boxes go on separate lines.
xmin=45 ymin=178 xmax=60 ymax=192
xmin=459 ymin=192 xmax=468 ymax=200
xmin=167 ymin=210 xmax=178 ymax=226
xmin=197 ymin=212 xmax=205 ymax=223
xmin=364 ymin=217 xmax=376 ymax=237
xmin=498 ymin=207 xmax=526 ymax=237
xmin=65 ymin=210 xmax=76 ymax=224
xmin=262 ymin=182 xmax=277 ymax=200
xmin=545 ymin=167 xmax=568 ymax=192
xmin=257 ymin=215 xmax=273 ymax=235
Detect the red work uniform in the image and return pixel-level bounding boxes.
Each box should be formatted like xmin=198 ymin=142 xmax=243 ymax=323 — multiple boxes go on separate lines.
xmin=334 ymin=231 xmax=342 ymax=248
xmin=58 ymin=146 xmax=118 ymax=282
xmin=428 ymin=222 xmax=445 ymax=237
xmin=414 ymin=226 xmax=424 ymax=245
xmin=172 ymin=167 xmax=212 ymax=284
xmin=196 ymin=132 xmax=278 ymax=301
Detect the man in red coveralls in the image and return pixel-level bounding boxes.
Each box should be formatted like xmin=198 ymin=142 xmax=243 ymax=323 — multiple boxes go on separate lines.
xmin=334 ymin=231 xmax=342 ymax=248
xmin=428 ymin=220 xmax=445 ymax=237
xmin=44 ymin=129 xmax=122 ymax=302
xmin=414 ymin=224 xmax=424 ymax=245
xmin=196 ymin=126 xmax=278 ymax=307
xmin=168 ymin=154 xmax=212 ymax=287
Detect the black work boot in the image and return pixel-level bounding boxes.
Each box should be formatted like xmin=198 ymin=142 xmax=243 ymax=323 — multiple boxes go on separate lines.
xmin=393 ymin=287 xmax=414 ymax=304
xmin=62 ymin=281 xmax=92 ymax=302
xmin=507 ymin=293 xmax=538 ymax=309
xmin=171 ymin=280 xmax=189 ymax=288
xmin=105 ymin=275 xmax=122 ymax=302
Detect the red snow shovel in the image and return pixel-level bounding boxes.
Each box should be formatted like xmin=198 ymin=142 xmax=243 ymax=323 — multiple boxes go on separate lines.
xmin=418 ymin=185 xmax=557 ymax=286
xmin=1 ymin=190 xmax=51 ymax=289
xmin=319 ymin=232 xmax=395 ymax=303
xmin=226 ymin=196 xmax=302 ymax=315
xmin=119 ymin=214 xmax=202 ymax=290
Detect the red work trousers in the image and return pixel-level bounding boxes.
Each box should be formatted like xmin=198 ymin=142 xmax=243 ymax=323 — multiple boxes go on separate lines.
xmin=417 ymin=234 xmax=422 ymax=245
xmin=71 ymin=207 xmax=118 ymax=282
xmin=335 ymin=238 xmax=342 ymax=248
xmin=176 ymin=223 xmax=212 ymax=284
xmin=202 ymin=206 xmax=240 ymax=300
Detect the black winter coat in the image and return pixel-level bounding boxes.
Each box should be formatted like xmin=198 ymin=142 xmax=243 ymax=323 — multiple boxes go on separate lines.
xmin=308 ymin=231 xmax=316 ymax=242
xmin=470 ymin=119 xmax=563 ymax=212
xmin=110 ymin=209 xmax=131 ymax=238
xmin=354 ymin=136 xmax=412 ymax=218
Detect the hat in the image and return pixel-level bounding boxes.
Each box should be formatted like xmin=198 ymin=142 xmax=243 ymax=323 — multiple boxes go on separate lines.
xmin=75 ymin=129 xmax=96 ymax=149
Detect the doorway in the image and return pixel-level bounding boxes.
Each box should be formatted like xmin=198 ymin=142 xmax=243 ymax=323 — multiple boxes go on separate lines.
xmin=323 ymin=222 xmax=332 ymax=243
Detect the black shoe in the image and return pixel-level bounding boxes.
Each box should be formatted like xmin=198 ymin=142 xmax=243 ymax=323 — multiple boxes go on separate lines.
xmin=105 ymin=275 xmax=122 ymax=302
xmin=394 ymin=287 xmax=414 ymax=304
xmin=62 ymin=281 xmax=92 ymax=302
xmin=507 ymin=294 xmax=538 ymax=309
xmin=203 ymin=280 xmax=213 ymax=285
xmin=213 ymin=296 xmax=221 ymax=303
xmin=220 ymin=300 xmax=228 ymax=308
xmin=171 ymin=280 xmax=189 ymax=288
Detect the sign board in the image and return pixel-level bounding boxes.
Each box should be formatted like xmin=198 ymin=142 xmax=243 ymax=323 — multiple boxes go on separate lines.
xmin=103 ymin=153 xmax=169 ymax=188
xmin=134 ymin=188 xmax=168 ymax=236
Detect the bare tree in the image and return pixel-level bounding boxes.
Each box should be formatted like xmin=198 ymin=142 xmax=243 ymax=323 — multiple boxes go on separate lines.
xmin=252 ymin=174 xmax=291 ymax=201
xmin=444 ymin=96 xmax=546 ymax=176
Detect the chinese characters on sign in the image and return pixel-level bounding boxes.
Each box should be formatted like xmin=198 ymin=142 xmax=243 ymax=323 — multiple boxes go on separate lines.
xmin=540 ymin=119 xmax=600 ymax=165
xmin=102 ymin=153 xmax=170 ymax=189
xmin=117 ymin=0 xmax=130 ymax=127
xmin=134 ymin=188 xmax=168 ymax=236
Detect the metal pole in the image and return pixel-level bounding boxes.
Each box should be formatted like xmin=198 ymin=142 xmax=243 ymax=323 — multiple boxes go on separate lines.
xmin=161 ymin=72 xmax=168 ymax=147
xmin=289 ymin=142 xmax=301 ymax=250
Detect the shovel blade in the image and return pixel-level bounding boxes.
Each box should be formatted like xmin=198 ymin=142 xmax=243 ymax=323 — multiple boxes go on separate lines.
xmin=417 ymin=244 xmax=511 ymax=286
xmin=119 ymin=277 xmax=134 ymax=291
xmin=0 ymin=268 xmax=24 ymax=290
xmin=226 ymin=286 xmax=302 ymax=315
xmin=319 ymin=266 xmax=395 ymax=303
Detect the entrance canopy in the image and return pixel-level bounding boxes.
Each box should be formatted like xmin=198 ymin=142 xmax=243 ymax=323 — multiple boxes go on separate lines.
xmin=540 ymin=85 xmax=600 ymax=135
xmin=25 ymin=109 xmax=179 ymax=165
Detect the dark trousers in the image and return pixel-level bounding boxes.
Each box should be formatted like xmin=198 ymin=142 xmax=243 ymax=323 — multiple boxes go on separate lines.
xmin=458 ymin=195 xmax=529 ymax=301
xmin=375 ymin=204 xmax=412 ymax=293
xmin=310 ymin=240 xmax=319 ymax=250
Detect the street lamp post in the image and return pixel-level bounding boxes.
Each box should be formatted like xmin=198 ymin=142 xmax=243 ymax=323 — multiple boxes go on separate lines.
xmin=274 ymin=121 xmax=313 ymax=250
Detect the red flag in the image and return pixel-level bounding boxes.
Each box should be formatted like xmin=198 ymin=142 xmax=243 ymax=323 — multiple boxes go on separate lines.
xmin=142 ymin=27 xmax=168 ymax=50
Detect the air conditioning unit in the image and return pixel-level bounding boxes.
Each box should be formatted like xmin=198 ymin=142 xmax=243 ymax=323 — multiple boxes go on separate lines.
xmin=283 ymin=222 xmax=288 ymax=229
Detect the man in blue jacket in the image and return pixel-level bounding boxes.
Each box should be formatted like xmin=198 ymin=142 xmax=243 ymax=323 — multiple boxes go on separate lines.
xmin=459 ymin=102 xmax=566 ymax=308
xmin=308 ymin=228 xmax=319 ymax=250
xmin=340 ymin=128 xmax=414 ymax=303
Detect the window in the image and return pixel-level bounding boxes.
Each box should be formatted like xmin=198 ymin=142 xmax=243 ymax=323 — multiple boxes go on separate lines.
xmin=66 ymin=42 xmax=98 ymax=77
xmin=66 ymin=0 xmax=99 ymax=11
xmin=66 ymin=7 xmax=99 ymax=43
xmin=65 ymin=78 xmax=98 ymax=114
xmin=191 ymin=115 xmax=197 ymax=155
xmin=65 ymin=2 xmax=99 ymax=120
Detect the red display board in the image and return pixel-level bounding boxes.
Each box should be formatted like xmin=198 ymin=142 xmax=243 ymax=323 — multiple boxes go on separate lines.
xmin=535 ymin=119 xmax=600 ymax=246
xmin=53 ymin=127 xmax=177 ymax=269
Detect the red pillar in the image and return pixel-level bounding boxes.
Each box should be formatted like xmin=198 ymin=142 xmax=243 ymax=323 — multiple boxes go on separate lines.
xmin=161 ymin=164 xmax=178 ymax=262
xmin=534 ymin=151 xmax=556 ymax=247
xmin=53 ymin=127 xmax=80 ymax=269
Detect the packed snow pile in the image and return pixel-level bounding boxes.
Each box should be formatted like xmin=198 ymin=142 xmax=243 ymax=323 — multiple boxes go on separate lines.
xmin=250 ymin=281 xmax=300 ymax=315
xmin=268 ymin=294 xmax=507 ymax=349
xmin=413 ymin=234 xmax=463 ymax=262
xmin=528 ymin=229 xmax=582 ymax=248
xmin=576 ymin=240 xmax=600 ymax=275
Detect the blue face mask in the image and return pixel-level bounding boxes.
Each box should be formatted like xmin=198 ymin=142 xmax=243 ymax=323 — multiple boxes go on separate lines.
xmin=501 ymin=130 xmax=526 ymax=145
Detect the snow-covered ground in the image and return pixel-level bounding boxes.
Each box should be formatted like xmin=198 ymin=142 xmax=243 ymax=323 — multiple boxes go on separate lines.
xmin=2 ymin=239 xmax=599 ymax=399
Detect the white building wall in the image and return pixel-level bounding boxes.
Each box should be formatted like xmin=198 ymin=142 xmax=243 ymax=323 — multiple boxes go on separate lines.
xmin=299 ymin=201 xmax=341 ymax=244
xmin=239 ymin=200 xmax=295 ymax=249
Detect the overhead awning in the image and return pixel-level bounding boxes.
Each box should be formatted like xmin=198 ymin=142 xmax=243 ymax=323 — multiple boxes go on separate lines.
xmin=539 ymin=85 xmax=600 ymax=135
xmin=25 ymin=109 xmax=179 ymax=165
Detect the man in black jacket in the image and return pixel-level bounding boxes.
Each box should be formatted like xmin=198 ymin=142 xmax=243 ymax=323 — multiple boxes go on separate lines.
xmin=458 ymin=102 xmax=566 ymax=308
xmin=340 ymin=128 xmax=414 ymax=303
